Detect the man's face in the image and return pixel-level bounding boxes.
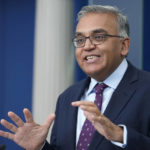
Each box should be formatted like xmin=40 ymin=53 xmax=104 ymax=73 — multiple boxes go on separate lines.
xmin=75 ymin=13 xmax=129 ymax=81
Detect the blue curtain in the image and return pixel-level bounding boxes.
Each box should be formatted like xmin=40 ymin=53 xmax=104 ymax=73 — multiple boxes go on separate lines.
xmin=73 ymin=0 xmax=88 ymax=82
xmin=143 ymin=1 xmax=150 ymax=71
xmin=0 ymin=0 xmax=35 ymax=149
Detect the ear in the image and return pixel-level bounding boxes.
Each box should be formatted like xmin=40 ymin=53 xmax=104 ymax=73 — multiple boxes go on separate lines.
xmin=120 ymin=37 xmax=130 ymax=56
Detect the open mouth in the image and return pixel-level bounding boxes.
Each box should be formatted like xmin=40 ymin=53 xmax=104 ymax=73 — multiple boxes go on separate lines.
xmin=85 ymin=55 xmax=100 ymax=61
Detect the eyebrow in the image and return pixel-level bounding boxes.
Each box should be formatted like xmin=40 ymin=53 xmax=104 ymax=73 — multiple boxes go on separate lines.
xmin=75 ymin=28 xmax=108 ymax=37
xmin=92 ymin=29 xmax=107 ymax=34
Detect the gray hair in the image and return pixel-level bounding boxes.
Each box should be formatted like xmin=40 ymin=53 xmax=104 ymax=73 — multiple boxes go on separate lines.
xmin=77 ymin=5 xmax=129 ymax=37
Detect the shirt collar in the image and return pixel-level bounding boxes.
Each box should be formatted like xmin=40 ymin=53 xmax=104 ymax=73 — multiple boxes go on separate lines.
xmin=87 ymin=59 xmax=128 ymax=95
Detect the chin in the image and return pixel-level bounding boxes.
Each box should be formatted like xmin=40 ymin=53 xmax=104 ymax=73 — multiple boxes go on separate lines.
xmin=83 ymin=67 xmax=101 ymax=75
xmin=84 ymin=68 xmax=106 ymax=81
xmin=85 ymin=71 xmax=100 ymax=78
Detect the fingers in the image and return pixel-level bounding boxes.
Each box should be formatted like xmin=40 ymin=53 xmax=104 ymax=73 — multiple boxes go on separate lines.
xmin=2 ymin=108 xmax=33 ymax=131
xmin=0 ymin=110 xmax=25 ymax=138
xmin=72 ymin=101 xmax=102 ymax=123
xmin=91 ymin=114 xmax=106 ymax=126
xmin=0 ymin=119 xmax=18 ymax=133
xmin=23 ymin=108 xmax=34 ymax=123
xmin=0 ymin=130 xmax=14 ymax=140
xmin=81 ymin=105 xmax=100 ymax=115
xmin=8 ymin=111 xmax=24 ymax=127
xmin=72 ymin=101 xmax=100 ymax=115
xmin=44 ymin=114 xmax=55 ymax=129
xmin=72 ymin=101 xmax=121 ymax=141
xmin=72 ymin=101 xmax=95 ymax=107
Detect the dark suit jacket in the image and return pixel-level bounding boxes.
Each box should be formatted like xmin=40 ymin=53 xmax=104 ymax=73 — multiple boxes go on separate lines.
xmin=42 ymin=62 xmax=150 ymax=150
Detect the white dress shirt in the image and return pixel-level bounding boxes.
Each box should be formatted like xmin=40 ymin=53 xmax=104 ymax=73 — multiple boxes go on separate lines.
xmin=76 ymin=59 xmax=128 ymax=148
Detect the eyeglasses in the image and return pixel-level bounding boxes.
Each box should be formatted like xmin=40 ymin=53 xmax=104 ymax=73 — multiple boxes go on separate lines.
xmin=72 ymin=33 xmax=124 ymax=48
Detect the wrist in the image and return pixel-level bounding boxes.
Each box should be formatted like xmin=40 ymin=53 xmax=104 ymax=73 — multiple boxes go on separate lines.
xmin=111 ymin=126 xmax=123 ymax=142
xmin=26 ymin=141 xmax=45 ymax=150
xmin=105 ymin=125 xmax=123 ymax=142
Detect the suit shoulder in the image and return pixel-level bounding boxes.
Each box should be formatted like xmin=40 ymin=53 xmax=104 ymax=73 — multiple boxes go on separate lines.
xmin=59 ymin=78 xmax=90 ymax=97
xmin=138 ymin=69 xmax=150 ymax=81
xmin=128 ymin=62 xmax=150 ymax=82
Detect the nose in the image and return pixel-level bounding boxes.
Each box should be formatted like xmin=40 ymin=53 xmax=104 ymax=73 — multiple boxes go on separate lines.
xmin=84 ymin=38 xmax=95 ymax=50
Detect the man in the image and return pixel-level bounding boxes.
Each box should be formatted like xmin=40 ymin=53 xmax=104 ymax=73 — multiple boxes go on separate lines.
xmin=0 ymin=5 xmax=150 ymax=150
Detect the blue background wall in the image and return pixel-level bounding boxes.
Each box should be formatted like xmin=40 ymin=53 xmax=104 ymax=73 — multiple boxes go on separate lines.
xmin=73 ymin=0 xmax=88 ymax=81
xmin=0 ymin=0 xmax=35 ymax=149
xmin=143 ymin=1 xmax=150 ymax=71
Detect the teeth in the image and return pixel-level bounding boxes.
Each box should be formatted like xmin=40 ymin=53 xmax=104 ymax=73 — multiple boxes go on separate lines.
xmin=86 ymin=56 xmax=96 ymax=60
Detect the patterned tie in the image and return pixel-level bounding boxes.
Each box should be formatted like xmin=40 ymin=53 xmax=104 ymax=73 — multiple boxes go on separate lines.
xmin=76 ymin=83 xmax=107 ymax=150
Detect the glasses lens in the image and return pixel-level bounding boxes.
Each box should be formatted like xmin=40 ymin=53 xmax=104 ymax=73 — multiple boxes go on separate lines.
xmin=91 ymin=33 xmax=106 ymax=44
xmin=74 ymin=37 xmax=85 ymax=47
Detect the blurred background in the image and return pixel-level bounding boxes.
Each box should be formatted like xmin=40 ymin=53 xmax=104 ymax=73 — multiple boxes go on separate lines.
xmin=0 ymin=0 xmax=150 ymax=149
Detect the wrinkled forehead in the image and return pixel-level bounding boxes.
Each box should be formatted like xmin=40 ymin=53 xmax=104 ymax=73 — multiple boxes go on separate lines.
xmin=76 ymin=13 xmax=118 ymax=35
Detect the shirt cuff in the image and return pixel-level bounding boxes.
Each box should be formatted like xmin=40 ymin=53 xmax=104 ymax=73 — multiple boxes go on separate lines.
xmin=111 ymin=124 xmax=127 ymax=148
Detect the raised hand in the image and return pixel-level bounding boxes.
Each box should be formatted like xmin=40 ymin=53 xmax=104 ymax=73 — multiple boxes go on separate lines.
xmin=72 ymin=101 xmax=123 ymax=142
xmin=0 ymin=108 xmax=55 ymax=150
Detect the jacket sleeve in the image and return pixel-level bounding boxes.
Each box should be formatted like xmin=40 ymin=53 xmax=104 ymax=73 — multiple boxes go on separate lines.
xmin=125 ymin=126 xmax=150 ymax=150
xmin=41 ymin=96 xmax=61 ymax=150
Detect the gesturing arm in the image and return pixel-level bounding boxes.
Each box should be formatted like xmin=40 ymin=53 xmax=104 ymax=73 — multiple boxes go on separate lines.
xmin=72 ymin=101 xmax=123 ymax=143
xmin=0 ymin=108 xmax=55 ymax=150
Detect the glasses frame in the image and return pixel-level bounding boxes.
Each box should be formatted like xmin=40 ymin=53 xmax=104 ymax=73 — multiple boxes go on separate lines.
xmin=72 ymin=34 xmax=124 ymax=48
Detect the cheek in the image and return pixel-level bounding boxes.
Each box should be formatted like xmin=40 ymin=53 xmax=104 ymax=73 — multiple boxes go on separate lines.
xmin=101 ymin=50 xmax=117 ymax=67
xmin=103 ymin=48 xmax=123 ymax=69
xmin=75 ymin=49 xmax=82 ymax=63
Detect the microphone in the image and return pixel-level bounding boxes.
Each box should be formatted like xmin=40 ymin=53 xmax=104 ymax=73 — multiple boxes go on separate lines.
xmin=0 ymin=144 xmax=6 ymax=150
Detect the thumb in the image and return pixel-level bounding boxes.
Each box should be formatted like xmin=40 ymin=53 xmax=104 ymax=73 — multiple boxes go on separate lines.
xmin=44 ymin=114 xmax=55 ymax=129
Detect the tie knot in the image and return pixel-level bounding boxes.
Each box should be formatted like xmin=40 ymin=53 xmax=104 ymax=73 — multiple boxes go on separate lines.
xmin=95 ymin=83 xmax=108 ymax=94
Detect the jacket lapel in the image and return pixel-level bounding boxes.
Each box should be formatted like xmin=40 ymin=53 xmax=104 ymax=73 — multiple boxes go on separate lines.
xmin=89 ymin=63 xmax=139 ymax=150
xmin=66 ymin=78 xmax=91 ymax=150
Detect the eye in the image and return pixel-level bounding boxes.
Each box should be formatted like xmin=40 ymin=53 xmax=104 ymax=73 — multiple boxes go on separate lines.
xmin=76 ymin=37 xmax=85 ymax=44
xmin=93 ymin=34 xmax=105 ymax=41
